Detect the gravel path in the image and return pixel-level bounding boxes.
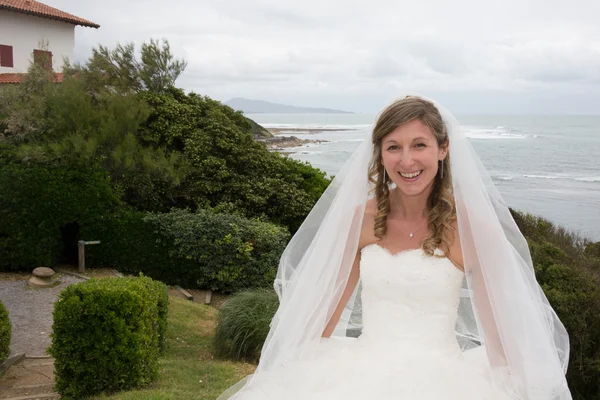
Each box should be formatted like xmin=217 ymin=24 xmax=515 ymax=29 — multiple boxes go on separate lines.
xmin=0 ymin=273 xmax=84 ymax=357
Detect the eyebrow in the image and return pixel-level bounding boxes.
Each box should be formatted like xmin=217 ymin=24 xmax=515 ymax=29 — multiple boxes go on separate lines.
xmin=383 ymin=137 xmax=431 ymax=145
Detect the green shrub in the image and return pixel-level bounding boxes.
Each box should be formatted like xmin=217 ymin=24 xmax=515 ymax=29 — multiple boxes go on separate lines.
xmin=214 ymin=289 xmax=279 ymax=361
xmin=84 ymin=208 xmax=290 ymax=293
xmin=141 ymin=88 xmax=331 ymax=233
xmin=512 ymin=210 xmax=600 ymax=400
xmin=48 ymin=275 xmax=168 ymax=399
xmin=2 ymin=40 xmax=330 ymax=234
xmin=0 ymin=300 xmax=10 ymax=362
xmin=0 ymin=161 xmax=121 ymax=271
xmin=147 ymin=276 xmax=169 ymax=352
xmin=585 ymin=241 xmax=600 ymax=260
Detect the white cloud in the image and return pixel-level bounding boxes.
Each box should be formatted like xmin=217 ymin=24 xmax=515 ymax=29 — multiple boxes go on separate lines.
xmin=43 ymin=0 xmax=600 ymax=113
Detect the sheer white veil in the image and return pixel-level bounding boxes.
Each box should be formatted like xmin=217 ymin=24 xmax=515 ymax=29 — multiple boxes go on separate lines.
xmin=217 ymin=96 xmax=571 ymax=400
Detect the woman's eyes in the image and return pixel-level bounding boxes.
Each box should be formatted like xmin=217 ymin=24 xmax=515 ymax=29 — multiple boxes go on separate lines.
xmin=387 ymin=143 xmax=426 ymax=151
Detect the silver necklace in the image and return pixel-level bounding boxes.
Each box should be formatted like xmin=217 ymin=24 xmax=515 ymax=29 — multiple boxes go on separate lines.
xmin=392 ymin=194 xmax=426 ymax=238
xmin=407 ymin=222 xmax=426 ymax=238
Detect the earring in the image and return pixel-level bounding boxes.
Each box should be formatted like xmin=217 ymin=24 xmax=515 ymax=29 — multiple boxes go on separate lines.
xmin=382 ymin=169 xmax=387 ymax=182
xmin=440 ymin=160 xmax=444 ymax=179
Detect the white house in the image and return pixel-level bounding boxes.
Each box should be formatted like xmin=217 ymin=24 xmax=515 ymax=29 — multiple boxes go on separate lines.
xmin=0 ymin=0 xmax=99 ymax=83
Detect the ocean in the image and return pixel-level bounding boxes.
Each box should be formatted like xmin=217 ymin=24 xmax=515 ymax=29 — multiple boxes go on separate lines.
xmin=248 ymin=113 xmax=600 ymax=241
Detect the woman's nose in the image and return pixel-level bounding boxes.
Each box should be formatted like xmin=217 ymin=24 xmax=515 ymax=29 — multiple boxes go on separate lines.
xmin=399 ymin=150 xmax=414 ymax=168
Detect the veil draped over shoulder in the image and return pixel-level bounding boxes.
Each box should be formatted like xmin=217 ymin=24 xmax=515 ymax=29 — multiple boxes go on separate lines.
xmin=218 ymin=97 xmax=571 ymax=400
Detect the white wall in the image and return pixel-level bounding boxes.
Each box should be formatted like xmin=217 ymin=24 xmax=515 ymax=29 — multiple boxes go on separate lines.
xmin=0 ymin=10 xmax=75 ymax=73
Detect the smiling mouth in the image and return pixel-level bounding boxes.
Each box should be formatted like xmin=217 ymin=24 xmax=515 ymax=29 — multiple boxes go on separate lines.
xmin=399 ymin=170 xmax=423 ymax=179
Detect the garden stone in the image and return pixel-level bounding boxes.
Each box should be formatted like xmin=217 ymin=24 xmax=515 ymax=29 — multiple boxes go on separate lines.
xmin=29 ymin=267 xmax=56 ymax=288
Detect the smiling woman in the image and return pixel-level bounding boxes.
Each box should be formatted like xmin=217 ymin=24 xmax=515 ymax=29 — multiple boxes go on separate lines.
xmin=380 ymin=120 xmax=447 ymax=190
xmin=217 ymin=96 xmax=572 ymax=400
xmin=368 ymin=98 xmax=454 ymax=257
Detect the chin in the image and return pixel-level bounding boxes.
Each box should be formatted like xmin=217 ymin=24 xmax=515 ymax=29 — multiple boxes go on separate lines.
xmin=393 ymin=176 xmax=436 ymax=197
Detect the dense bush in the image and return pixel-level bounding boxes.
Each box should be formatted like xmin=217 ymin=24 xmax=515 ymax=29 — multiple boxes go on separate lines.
xmin=511 ymin=210 xmax=600 ymax=400
xmin=214 ymin=289 xmax=279 ymax=361
xmin=84 ymin=208 xmax=290 ymax=293
xmin=140 ymin=87 xmax=330 ymax=232
xmin=0 ymin=67 xmax=181 ymax=213
xmin=147 ymin=276 xmax=169 ymax=352
xmin=585 ymin=241 xmax=600 ymax=260
xmin=49 ymin=275 xmax=168 ymax=399
xmin=0 ymin=40 xmax=330 ymax=240
xmin=0 ymin=161 xmax=121 ymax=270
xmin=0 ymin=300 xmax=10 ymax=362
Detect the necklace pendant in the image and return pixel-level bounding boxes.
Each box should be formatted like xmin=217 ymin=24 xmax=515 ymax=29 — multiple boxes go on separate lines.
xmin=409 ymin=232 xmax=414 ymax=238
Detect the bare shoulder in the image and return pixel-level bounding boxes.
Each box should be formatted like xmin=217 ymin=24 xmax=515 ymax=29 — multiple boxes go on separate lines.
xmin=359 ymin=198 xmax=378 ymax=249
xmin=364 ymin=196 xmax=378 ymax=217
xmin=445 ymin=219 xmax=464 ymax=271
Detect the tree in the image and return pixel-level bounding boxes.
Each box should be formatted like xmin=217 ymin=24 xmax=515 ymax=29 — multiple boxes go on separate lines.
xmin=140 ymin=88 xmax=331 ymax=232
xmin=0 ymin=55 xmax=182 ymax=211
xmin=65 ymin=38 xmax=187 ymax=95
xmin=0 ymin=38 xmax=330 ymax=230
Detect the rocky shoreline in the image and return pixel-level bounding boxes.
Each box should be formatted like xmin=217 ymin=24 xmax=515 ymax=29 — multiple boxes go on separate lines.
xmin=256 ymin=135 xmax=328 ymax=152
xmin=255 ymin=127 xmax=358 ymax=152
xmin=255 ymin=127 xmax=339 ymax=151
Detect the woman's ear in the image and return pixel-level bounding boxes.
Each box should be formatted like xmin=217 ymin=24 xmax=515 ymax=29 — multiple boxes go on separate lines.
xmin=439 ymin=141 xmax=449 ymax=160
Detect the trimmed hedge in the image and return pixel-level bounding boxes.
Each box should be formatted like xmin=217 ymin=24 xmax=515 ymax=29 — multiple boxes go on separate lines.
xmin=0 ymin=300 xmax=10 ymax=362
xmin=48 ymin=275 xmax=168 ymax=399
xmin=0 ymin=160 xmax=121 ymax=271
xmin=84 ymin=208 xmax=290 ymax=293
xmin=214 ymin=288 xmax=279 ymax=362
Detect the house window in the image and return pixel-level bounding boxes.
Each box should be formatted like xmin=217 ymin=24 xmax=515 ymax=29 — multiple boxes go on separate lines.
xmin=0 ymin=45 xmax=14 ymax=68
xmin=33 ymin=49 xmax=53 ymax=70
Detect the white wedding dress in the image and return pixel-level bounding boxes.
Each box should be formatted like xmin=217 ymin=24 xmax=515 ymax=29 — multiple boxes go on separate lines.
xmin=237 ymin=244 xmax=514 ymax=399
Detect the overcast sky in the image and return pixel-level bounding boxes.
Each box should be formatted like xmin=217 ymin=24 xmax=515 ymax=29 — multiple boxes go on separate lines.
xmin=46 ymin=0 xmax=600 ymax=114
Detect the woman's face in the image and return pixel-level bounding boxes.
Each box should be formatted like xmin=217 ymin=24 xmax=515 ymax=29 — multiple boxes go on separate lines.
xmin=380 ymin=119 xmax=447 ymax=198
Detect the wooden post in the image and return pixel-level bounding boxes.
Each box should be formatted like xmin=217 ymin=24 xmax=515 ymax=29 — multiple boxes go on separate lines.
xmin=78 ymin=240 xmax=85 ymax=273
xmin=78 ymin=240 xmax=100 ymax=274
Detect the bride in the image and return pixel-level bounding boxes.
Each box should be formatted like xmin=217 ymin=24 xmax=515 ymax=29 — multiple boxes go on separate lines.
xmin=217 ymin=96 xmax=572 ymax=399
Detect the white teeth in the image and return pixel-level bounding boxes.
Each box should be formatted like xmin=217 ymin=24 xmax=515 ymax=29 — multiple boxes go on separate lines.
xmin=400 ymin=170 xmax=422 ymax=179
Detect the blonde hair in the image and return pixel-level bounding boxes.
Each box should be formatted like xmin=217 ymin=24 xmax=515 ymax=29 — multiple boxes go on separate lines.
xmin=367 ymin=96 xmax=456 ymax=256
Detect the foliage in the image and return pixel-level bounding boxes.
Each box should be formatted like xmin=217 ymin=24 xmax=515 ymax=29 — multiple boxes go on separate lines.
xmin=0 ymin=300 xmax=11 ymax=362
xmin=84 ymin=208 xmax=290 ymax=293
xmin=64 ymin=38 xmax=187 ymax=95
xmin=0 ymin=161 xmax=121 ymax=270
xmin=88 ymin=297 xmax=256 ymax=400
xmin=247 ymin=117 xmax=273 ymax=138
xmin=49 ymin=275 xmax=168 ymax=399
xmin=140 ymin=88 xmax=330 ymax=232
xmin=0 ymin=39 xmax=330 ymax=233
xmin=511 ymin=210 xmax=600 ymax=400
xmin=214 ymin=289 xmax=279 ymax=361
xmin=0 ymin=61 xmax=181 ymax=212
xmin=584 ymin=241 xmax=600 ymax=260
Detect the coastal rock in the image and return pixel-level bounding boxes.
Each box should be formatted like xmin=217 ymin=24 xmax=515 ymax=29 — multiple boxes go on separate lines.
xmin=256 ymin=135 xmax=328 ymax=150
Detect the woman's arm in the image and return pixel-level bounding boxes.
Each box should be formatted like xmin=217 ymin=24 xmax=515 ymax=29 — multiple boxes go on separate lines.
xmin=322 ymin=200 xmax=375 ymax=338
xmin=321 ymin=252 xmax=361 ymax=338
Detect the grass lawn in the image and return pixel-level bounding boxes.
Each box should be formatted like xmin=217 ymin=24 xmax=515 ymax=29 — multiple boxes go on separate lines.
xmin=94 ymin=296 xmax=256 ymax=400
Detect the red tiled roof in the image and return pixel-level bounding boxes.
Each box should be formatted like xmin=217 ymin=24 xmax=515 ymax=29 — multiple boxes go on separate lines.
xmin=0 ymin=0 xmax=99 ymax=28
xmin=0 ymin=72 xmax=64 ymax=84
